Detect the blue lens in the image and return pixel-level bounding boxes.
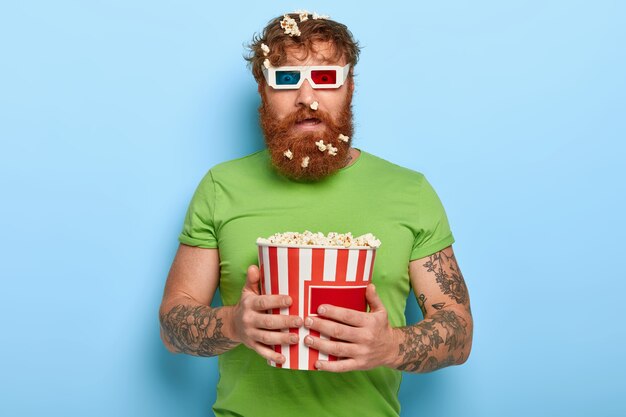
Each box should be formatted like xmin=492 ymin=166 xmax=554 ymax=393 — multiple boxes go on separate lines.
xmin=276 ymin=71 xmax=301 ymax=85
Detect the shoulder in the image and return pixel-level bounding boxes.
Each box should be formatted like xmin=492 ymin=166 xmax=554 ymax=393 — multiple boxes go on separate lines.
xmin=190 ymin=150 xmax=271 ymax=192
xmin=358 ymin=150 xmax=427 ymax=188
xmin=210 ymin=149 xmax=269 ymax=175
xmin=202 ymin=149 xmax=276 ymax=186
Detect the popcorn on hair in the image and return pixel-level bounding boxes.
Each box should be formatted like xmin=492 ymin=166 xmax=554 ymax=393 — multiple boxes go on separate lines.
xmin=312 ymin=12 xmax=330 ymax=20
xmin=280 ymin=14 xmax=301 ymax=37
xmin=245 ymin=13 xmax=361 ymax=83
xmin=294 ymin=9 xmax=310 ymax=22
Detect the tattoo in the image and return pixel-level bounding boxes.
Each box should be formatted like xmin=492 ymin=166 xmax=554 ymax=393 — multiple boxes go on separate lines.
xmin=397 ymin=310 xmax=468 ymax=372
xmin=417 ymin=293 xmax=427 ymax=316
xmin=421 ymin=354 xmax=460 ymax=373
xmin=422 ymin=250 xmax=469 ymax=305
xmin=160 ymin=305 xmax=238 ymax=356
xmin=417 ymin=293 xmax=449 ymax=316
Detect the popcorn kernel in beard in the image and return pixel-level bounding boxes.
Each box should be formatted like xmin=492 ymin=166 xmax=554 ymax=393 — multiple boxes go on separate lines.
xmin=258 ymin=85 xmax=354 ymax=181
xmin=338 ymin=133 xmax=349 ymax=142
xmin=283 ymin=149 xmax=293 ymax=159
xmin=315 ymin=140 xmax=327 ymax=152
xmin=327 ymin=143 xmax=338 ymax=156
xmin=301 ymin=156 xmax=310 ymax=168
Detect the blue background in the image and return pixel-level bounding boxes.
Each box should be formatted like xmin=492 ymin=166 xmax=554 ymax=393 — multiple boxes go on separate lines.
xmin=1 ymin=1 xmax=625 ymax=416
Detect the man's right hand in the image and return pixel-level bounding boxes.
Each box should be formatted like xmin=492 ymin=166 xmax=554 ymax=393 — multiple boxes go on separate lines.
xmin=226 ymin=265 xmax=302 ymax=364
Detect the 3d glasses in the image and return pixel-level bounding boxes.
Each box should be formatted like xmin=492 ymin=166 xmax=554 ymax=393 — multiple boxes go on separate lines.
xmin=263 ymin=64 xmax=351 ymax=89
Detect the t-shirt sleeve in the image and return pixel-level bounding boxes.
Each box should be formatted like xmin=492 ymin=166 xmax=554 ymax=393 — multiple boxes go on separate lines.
xmin=410 ymin=175 xmax=455 ymax=260
xmin=178 ymin=170 xmax=218 ymax=248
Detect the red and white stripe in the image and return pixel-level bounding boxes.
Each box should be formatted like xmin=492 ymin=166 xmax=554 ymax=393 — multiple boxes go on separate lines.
xmin=258 ymin=245 xmax=376 ymax=370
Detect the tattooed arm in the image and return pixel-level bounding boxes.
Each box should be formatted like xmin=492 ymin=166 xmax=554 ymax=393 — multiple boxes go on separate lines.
xmin=159 ymin=244 xmax=301 ymax=360
xmin=159 ymin=245 xmax=238 ymax=356
xmin=394 ymin=246 xmax=473 ymax=372
xmin=304 ymin=245 xmax=472 ymax=373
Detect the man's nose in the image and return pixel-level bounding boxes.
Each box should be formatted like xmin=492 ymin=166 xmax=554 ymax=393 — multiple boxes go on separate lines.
xmin=295 ymin=79 xmax=317 ymax=108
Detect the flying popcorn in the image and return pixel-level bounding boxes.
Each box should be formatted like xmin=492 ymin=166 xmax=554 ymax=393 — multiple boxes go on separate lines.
xmin=315 ymin=140 xmax=327 ymax=152
xmin=261 ymin=43 xmax=270 ymax=56
xmin=327 ymin=143 xmax=338 ymax=156
xmin=310 ymin=101 xmax=319 ymax=111
xmin=338 ymin=133 xmax=349 ymax=143
xmin=301 ymin=156 xmax=310 ymax=168
xmin=283 ymin=149 xmax=293 ymax=160
xmin=280 ymin=14 xmax=301 ymax=36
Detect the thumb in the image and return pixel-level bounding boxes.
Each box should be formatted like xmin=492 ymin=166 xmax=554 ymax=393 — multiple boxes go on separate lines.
xmin=366 ymin=284 xmax=385 ymax=312
xmin=244 ymin=265 xmax=262 ymax=295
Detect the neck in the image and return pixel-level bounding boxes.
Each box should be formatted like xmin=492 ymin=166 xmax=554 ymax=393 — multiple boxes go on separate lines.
xmin=345 ymin=147 xmax=360 ymax=167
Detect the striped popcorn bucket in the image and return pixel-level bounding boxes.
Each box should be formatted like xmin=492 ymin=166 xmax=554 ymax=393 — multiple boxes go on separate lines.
xmin=257 ymin=243 xmax=377 ymax=370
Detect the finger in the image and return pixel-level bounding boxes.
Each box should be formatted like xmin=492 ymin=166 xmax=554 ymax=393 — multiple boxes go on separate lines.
xmin=365 ymin=284 xmax=385 ymax=312
xmin=254 ymin=313 xmax=302 ymax=330
xmin=315 ymin=358 xmax=359 ymax=373
xmin=252 ymin=294 xmax=293 ymax=312
xmin=317 ymin=305 xmax=367 ymax=327
xmin=243 ymin=265 xmax=261 ymax=295
xmin=251 ymin=329 xmax=299 ymax=346
xmin=304 ymin=316 xmax=359 ymax=342
xmin=251 ymin=341 xmax=286 ymax=365
xmin=304 ymin=335 xmax=357 ymax=359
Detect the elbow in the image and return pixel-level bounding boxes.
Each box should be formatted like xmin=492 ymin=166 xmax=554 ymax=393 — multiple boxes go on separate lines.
xmin=159 ymin=325 xmax=182 ymax=354
xmin=458 ymin=317 xmax=474 ymax=365
xmin=159 ymin=305 xmax=181 ymax=354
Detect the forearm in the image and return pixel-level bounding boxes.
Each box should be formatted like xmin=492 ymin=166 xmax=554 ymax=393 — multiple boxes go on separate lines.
xmin=159 ymin=299 xmax=240 ymax=357
xmin=390 ymin=308 xmax=473 ymax=373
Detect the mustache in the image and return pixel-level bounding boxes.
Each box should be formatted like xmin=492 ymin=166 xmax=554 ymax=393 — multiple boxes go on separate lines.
xmin=280 ymin=106 xmax=335 ymax=126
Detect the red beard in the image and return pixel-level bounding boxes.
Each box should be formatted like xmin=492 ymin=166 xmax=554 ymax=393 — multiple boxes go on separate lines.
xmin=259 ymin=92 xmax=354 ymax=181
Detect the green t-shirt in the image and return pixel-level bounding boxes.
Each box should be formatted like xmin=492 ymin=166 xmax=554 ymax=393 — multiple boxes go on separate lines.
xmin=179 ymin=149 xmax=454 ymax=417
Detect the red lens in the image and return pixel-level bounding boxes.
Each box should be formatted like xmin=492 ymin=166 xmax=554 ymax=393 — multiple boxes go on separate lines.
xmin=310 ymin=69 xmax=337 ymax=85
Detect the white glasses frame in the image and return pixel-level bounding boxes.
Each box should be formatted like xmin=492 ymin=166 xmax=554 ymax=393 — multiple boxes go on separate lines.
xmin=262 ymin=64 xmax=351 ymax=90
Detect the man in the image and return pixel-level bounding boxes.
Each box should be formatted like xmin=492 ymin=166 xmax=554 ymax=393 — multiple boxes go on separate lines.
xmin=159 ymin=11 xmax=473 ymax=417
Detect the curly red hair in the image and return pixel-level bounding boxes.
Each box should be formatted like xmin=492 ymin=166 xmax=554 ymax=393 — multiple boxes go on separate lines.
xmin=245 ymin=13 xmax=361 ymax=83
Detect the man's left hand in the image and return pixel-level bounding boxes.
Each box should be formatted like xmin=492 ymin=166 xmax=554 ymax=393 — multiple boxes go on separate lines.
xmin=303 ymin=283 xmax=399 ymax=372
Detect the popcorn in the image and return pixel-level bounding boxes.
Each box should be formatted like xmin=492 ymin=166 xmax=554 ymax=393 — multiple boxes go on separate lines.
xmin=338 ymin=133 xmax=350 ymax=143
xmin=257 ymin=231 xmax=381 ymax=249
xmin=280 ymin=14 xmax=301 ymax=36
xmin=283 ymin=149 xmax=293 ymax=160
xmin=294 ymin=9 xmax=310 ymax=21
xmin=261 ymin=43 xmax=270 ymax=56
xmin=301 ymin=156 xmax=310 ymax=168
xmin=263 ymin=58 xmax=271 ymax=69
xmin=310 ymin=101 xmax=319 ymax=111
xmin=312 ymin=12 xmax=330 ymax=20
xmin=315 ymin=140 xmax=327 ymax=152
xmin=327 ymin=143 xmax=338 ymax=156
